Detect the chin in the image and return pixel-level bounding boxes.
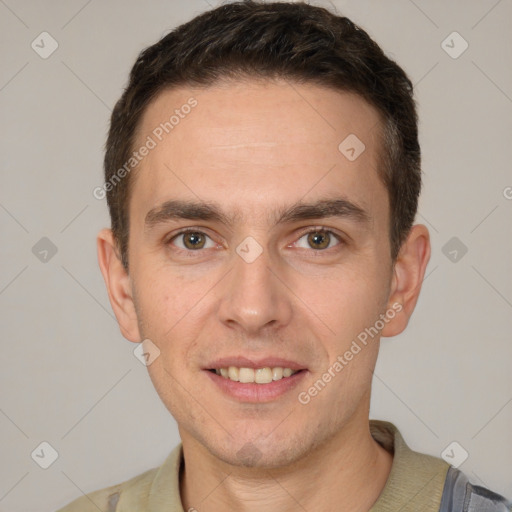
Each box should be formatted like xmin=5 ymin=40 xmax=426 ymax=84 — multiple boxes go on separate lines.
xmin=199 ymin=427 xmax=316 ymax=469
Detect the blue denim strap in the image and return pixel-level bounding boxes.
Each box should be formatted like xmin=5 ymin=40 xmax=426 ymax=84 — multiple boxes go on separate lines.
xmin=439 ymin=466 xmax=512 ymax=512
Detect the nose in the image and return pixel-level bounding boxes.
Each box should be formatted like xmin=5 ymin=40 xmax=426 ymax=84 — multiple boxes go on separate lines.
xmin=217 ymin=239 xmax=293 ymax=336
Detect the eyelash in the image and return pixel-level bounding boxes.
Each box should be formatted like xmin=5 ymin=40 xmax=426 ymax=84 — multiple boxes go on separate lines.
xmin=167 ymin=227 xmax=344 ymax=254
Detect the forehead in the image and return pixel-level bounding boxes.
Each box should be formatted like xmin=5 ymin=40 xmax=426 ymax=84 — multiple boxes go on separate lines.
xmin=130 ymin=79 xmax=386 ymax=225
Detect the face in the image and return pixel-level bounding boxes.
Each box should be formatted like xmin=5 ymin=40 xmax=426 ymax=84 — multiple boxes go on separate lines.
xmin=107 ymin=79 xmax=413 ymax=468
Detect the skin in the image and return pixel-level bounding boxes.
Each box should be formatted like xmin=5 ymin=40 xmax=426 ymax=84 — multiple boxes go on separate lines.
xmin=97 ymin=79 xmax=430 ymax=512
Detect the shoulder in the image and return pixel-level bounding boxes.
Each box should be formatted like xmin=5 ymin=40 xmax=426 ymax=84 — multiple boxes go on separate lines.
xmin=369 ymin=420 xmax=451 ymax=510
xmin=440 ymin=466 xmax=512 ymax=512
xmin=369 ymin=420 xmax=511 ymax=511
xmin=55 ymin=466 xmax=158 ymax=512
xmin=56 ymin=443 xmax=184 ymax=512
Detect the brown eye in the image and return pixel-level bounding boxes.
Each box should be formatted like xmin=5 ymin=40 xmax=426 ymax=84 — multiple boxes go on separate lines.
xmin=294 ymin=229 xmax=341 ymax=251
xmin=170 ymin=230 xmax=215 ymax=251
xmin=307 ymin=231 xmax=331 ymax=250
xmin=182 ymin=232 xmax=205 ymax=250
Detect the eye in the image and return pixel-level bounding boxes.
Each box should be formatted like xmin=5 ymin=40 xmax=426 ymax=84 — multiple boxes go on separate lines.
xmin=169 ymin=229 xmax=217 ymax=251
xmin=294 ymin=229 xmax=341 ymax=250
xmin=167 ymin=228 xmax=342 ymax=253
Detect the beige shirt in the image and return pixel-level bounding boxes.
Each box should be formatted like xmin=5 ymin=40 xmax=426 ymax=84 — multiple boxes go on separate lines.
xmin=57 ymin=420 xmax=450 ymax=512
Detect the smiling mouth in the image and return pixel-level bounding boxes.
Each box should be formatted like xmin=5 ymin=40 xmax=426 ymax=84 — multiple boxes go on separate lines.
xmin=208 ymin=367 xmax=302 ymax=384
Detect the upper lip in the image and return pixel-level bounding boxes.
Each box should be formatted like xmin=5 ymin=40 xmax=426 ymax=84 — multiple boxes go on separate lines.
xmin=204 ymin=356 xmax=307 ymax=371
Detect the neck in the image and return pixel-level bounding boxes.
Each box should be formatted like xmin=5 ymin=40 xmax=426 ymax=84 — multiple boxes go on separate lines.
xmin=179 ymin=415 xmax=393 ymax=512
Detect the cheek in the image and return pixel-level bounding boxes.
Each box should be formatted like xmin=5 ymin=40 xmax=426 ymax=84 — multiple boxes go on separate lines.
xmin=135 ymin=283 xmax=176 ymax=331
xmin=132 ymin=267 xmax=209 ymax=365
xmin=131 ymin=266 xmax=190 ymax=347
xmin=308 ymin=262 xmax=389 ymax=343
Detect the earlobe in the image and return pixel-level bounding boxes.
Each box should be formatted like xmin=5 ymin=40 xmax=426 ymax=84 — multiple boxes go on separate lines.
xmin=381 ymin=224 xmax=431 ymax=338
xmin=97 ymin=228 xmax=141 ymax=342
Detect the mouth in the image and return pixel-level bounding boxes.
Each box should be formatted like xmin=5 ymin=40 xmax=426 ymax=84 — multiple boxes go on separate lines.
xmin=207 ymin=366 xmax=302 ymax=384
xmin=203 ymin=357 xmax=308 ymax=402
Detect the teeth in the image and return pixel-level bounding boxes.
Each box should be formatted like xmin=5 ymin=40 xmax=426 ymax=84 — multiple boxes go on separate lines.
xmin=255 ymin=368 xmax=273 ymax=384
xmin=228 ymin=366 xmax=239 ymax=381
xmin=214 ymin=366 xmax=299 ymax=383
xmin=272 ymin=367 xmax=283 ymax=380
xmin=239 ymin=367 xmax=254 ymax=383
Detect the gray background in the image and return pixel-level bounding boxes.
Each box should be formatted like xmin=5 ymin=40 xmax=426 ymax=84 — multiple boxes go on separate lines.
xmin=0 ymin=1 xmax=511 ymax=510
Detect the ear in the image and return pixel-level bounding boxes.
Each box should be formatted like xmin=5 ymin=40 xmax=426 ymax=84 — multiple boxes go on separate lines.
xmin=97 ymin=228 xmax=141 ymax=342
xmin=381 ymin=224 xmax=431 ymax=338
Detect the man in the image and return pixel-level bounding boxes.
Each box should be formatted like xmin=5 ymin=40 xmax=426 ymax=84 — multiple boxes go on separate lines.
xmin=58 ymin=1 xmax=511 ymax=511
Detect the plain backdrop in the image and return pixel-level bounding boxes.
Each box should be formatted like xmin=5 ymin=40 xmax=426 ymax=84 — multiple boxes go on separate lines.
xmin=0 ymin=1 xmax=511 ymax=510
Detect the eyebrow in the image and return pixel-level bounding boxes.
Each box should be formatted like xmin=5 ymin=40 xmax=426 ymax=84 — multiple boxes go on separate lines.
xmin=144 ymin=197 xmax=370 ymax=230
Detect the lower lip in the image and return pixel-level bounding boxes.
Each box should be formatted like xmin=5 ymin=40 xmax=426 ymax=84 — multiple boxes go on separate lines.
xmin=204 ymin=369 xmax=308 ymax=403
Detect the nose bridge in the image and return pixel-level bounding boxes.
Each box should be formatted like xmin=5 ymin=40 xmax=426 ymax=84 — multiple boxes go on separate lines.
xmin=217 ymin=236 xmax=292 ymax=333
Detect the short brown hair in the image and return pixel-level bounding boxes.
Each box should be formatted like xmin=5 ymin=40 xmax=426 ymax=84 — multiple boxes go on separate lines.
xmin=104 ymin=0 xmax=421 ymax=270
